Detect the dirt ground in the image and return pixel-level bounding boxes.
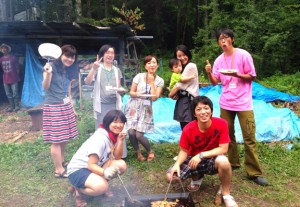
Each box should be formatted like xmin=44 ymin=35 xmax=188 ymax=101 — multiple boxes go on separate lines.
xmin=0 ymin=103 xmax=42 ymax=144
xmin=0 ymin=100 xmax=298 ymax=145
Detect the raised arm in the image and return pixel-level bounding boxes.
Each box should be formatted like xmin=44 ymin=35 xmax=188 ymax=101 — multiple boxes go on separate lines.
xmin=205 ymin=60 xmax=219 ymax=86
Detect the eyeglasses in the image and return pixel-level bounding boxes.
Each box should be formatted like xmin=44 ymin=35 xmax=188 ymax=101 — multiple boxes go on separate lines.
xmin=218 ymin=35 xmax=231 ymax=41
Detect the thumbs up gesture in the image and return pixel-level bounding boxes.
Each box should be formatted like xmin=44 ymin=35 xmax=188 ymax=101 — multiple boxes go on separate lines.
xmin=205 ymin=60 xmax=212 ymax=73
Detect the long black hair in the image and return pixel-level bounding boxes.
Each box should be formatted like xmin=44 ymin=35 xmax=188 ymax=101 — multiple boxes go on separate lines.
xmin=173 ymin=44 xmax=192 ymax=70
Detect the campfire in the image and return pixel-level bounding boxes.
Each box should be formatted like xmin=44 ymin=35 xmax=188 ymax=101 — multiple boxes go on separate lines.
xmin=122 ymin=193 xmax=196 ymax=207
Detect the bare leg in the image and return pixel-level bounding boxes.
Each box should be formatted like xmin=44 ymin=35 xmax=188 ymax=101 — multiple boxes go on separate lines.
xmin=60 ymin=142 xmax=67 ymax=163
xmin=214 ymin=155 xmax=232 ymax=196
xmin=50 ymin=143 xmax=65 ymax=174
xmin=80 ymin=160 xmax=127 ymax=196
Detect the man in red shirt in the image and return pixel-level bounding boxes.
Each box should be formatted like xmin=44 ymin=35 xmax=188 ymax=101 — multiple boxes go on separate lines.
xmin=167 ymin=96 xmax=238 ymax=207
xmin=0 ymin=43 xmax=20 ymax=112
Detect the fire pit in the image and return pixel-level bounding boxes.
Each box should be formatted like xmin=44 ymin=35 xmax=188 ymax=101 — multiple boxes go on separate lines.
xmin=122 ymin=192 xmax=198 ymax=207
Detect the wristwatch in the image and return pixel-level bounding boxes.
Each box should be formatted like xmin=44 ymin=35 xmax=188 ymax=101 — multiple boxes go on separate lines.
xmin=199 ymin=152 xmax=205 ymax=159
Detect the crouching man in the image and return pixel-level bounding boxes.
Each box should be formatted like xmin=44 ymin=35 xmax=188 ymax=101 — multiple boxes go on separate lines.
xmin=166 ymin=96 xmax=238 ymax=207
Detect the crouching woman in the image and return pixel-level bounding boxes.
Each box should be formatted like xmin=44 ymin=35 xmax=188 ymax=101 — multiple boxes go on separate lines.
xmin=67 ymin=110 xmax=127 ymax=207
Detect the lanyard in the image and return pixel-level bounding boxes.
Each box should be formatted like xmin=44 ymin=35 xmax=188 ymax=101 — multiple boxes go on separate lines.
xmin=62 ymin=70 xmax=68 ymax=97
xmin=224 ymin=49 xmax=235 ymax=69
xmin=145 ymin=73 xmax=151 ymax=94
xmin=103 ymin=64 xmax=113 ymax=83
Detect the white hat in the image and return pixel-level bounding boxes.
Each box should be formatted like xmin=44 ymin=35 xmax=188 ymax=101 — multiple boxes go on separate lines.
xmin=0 ymin=43 xmax=11 ymax=52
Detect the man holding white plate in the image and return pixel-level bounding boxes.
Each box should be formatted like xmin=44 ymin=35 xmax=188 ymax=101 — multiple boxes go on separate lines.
xmin=205 ymin=28 xmax=268 ymax=186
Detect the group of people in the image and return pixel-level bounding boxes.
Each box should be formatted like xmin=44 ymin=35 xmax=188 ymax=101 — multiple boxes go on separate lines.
xmin=41 ymin=28 xmax=268 ymax=207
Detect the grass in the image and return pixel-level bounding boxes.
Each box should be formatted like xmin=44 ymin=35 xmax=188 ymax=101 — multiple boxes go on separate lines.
xmin=0 ymin=121 xmax=300 ymax=206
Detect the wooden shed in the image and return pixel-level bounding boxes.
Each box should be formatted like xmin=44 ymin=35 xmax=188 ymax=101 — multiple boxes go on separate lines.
xmin=0 ymin=21 xmax=142 ymax=103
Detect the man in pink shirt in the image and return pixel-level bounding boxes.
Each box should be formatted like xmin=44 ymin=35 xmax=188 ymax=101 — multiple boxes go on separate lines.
xmin=0 ymin=43 xmax=20 ymax=112
xmin=205 ymin=28 xmax=268 ymax=186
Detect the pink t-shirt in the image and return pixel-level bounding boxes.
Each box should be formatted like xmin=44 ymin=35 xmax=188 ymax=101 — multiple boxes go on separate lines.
xmin=213 ymin=48 xmax=256 ymax=111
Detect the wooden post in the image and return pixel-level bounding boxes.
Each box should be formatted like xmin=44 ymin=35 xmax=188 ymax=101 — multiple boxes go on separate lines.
xmin=78 ymin=72 xmax=83 ymax=109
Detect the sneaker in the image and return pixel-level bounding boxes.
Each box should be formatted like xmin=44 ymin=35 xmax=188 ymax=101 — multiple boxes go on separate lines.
xmin=251 ymin=176 xmax=268 ymax=186
xmin=223 ymin=195 xmax=238 ymax=207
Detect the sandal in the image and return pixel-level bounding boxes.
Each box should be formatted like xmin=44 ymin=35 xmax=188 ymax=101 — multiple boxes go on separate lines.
xmin=136 ymin=151 xmax=146 ymax=161
xmin=54 ymin=169 xmax=68 ymax=178
xmin=105 ymin=190 xmax=114 ymax=197
xmin=75 ymin=188 xmax=87 ymax=207
xmin=147 ymin=151 xmax=155 ymax=161
xmin=187 ymin=178 xmax=203 ymax=192
xmin=223 ymin=195 xmax=238 ymax=207
xmin=62 ymin=161 xmax=69 ymax=168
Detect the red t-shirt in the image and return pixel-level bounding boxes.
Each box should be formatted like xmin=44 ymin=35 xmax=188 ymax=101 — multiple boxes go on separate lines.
xmin=179 ymin=118 xmax=230 ymax=156
xmin=0 ymin=55 xmax=20 ymax=84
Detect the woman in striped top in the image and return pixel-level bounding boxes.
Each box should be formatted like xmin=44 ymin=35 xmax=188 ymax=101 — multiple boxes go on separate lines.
xmin=42 ymin=44 xmax=79 ymax=178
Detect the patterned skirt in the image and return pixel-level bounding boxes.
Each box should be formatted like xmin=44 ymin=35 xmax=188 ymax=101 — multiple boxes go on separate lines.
xmin=43 ymin=102 xmax=78 ymax=143
xmin=124 ymin=98 xmax=154 ymax=133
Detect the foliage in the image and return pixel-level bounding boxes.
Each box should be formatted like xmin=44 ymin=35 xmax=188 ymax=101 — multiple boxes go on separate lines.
xmin=193 ymin=0 xmax=300 ymax=78
xmin=78 ymin=16 xmax=113 ymax=27
xmin=112 ymin=3 xmax=145 ymax=34
xmin=257 ymin=71 xmax=300 ymax=96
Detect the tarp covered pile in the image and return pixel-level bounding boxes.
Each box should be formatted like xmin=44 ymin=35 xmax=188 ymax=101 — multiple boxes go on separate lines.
xmin=123 ymin=83 xmax=300 ymax=143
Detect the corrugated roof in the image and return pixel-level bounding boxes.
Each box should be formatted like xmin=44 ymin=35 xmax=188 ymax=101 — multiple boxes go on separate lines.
xmin=0 ymin=21 xmax=134 ymax=39
xmin=0 ymin=21 xmax=136 ymax=55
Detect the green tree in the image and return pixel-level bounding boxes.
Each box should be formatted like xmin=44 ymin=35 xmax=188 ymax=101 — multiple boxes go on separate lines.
xmin=112 ymin=3 xmax=145 ymax=34
xmin=193 ymin=0 xmax=300 ymax=78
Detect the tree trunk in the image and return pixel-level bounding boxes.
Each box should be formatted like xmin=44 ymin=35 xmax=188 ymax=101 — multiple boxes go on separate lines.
xmin=64 ymin=0 xmax=73 ymax=21
xmin=105 ymin=0 xmax=108 ymax=18
xmin=176 ymin=0 xmax=181 ymax=44
xmin=204 ymin=0 xmax=208 ymax=27
xmin=86 ymin=0 xmax=91 ymax=18
xmin=75 ymin=0 xmax=82 ymax=21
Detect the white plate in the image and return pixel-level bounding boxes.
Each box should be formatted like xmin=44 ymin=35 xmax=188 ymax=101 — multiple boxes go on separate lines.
xmin=109 ymin=87 xmax=127 ymax=92
xmin=139 ymin=94 xmax=156 ymax=98
xmin=219 ymin=69 xmax=238 ymax=74
xmin=38 ymin=43 xmax=62 ymax=61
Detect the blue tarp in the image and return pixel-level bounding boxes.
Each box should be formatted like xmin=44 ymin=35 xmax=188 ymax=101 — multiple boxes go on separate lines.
xmin=21 ymin=44 xmax=44 ymax=108
xmin=122 ymin=84 xmax=300 ymax=143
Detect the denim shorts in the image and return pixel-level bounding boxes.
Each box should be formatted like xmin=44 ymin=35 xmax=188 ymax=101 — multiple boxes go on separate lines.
xmin=68 ymin=168 xmax=92 ymax=188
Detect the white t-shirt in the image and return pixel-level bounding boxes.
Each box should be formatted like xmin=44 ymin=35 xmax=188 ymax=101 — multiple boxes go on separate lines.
xmin=67 ymin=128 xmax=113 ymax=176
xmin=176 ymin=62 xmax=199 ymax=97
